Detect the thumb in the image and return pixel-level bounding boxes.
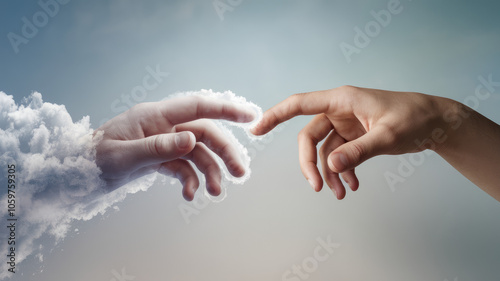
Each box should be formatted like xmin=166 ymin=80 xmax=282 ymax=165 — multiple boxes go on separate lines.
xmin=124 ymin=131 xmax=196 ymax=168
xmin=327 ymin=129 xmax=389 ymax=173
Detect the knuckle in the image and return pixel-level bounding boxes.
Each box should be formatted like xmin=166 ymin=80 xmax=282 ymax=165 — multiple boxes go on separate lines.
xmin=297 ymin=129 xmax=309 ymax=142
xmin=189 ymin=95 xmax=204 ymax=103
xmin=268 ymin=109 xmax=281 ymax=125
xmin=338 ymin=85 xmax=358 ymax=93
xmin=129 ymin=102 xmax=147 ymax=113
xmin=318 ymin=143 xmax=328 ymax=156
xmin=289 ymin=93 xmax=303 ymax=102
xmin=225 ymin=159 xmax=240 ymax=174
xmin=188 ymin=95 xmax=205 ymax=117
xmin=339 ymin=85 xmax=359 ymax=101
xmin=149 ymin=135 xmax=164 ymax=157
xmin=205 ymin=162 xmax=221 ymax=174
xmin=380 ymin=123 xmax=400 ymax=145
xmin=95 ymin=143 xmax=117 ymax=171
xmin=217 ymin=142 xmax=233 ymax=160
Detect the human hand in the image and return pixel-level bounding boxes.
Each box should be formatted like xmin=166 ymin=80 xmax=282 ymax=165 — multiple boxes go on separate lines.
xmin=95 ymin=96 xmax=255 ymax=201
xmin=251 ymin=86 xmax=450 ymax=199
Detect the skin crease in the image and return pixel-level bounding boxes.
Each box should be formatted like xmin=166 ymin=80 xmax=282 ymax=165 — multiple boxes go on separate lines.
xmin=251 ymin=85 xmax=500 ymax=202
xmin=94 ymin=95 xmax=255 ymax=201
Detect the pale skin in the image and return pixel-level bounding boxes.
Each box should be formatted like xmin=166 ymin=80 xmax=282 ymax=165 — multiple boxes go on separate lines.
xmin=94 ymin=95 xmax=255 ymax=201
xmin=251 ymin=85 xmax=500 ymax=202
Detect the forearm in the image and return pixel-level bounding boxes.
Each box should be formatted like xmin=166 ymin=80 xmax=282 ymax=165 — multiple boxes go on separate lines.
xmin=434 ymin=98 xmax=500 ymax=201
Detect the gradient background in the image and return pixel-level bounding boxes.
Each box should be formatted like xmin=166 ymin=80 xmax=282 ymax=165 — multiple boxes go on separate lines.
xmin=1 ymin=0 xmax=500 ymax=280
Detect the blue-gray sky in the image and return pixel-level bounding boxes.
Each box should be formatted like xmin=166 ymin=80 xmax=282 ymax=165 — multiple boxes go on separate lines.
xmin=1 ymin=0 xmax=500 ymax=280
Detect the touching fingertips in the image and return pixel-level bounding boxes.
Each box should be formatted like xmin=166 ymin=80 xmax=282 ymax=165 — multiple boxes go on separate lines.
xmin=250 ymin=123 xmax=263 ymax=135
xmin=249 ymin=117 xmax=269 ymax=136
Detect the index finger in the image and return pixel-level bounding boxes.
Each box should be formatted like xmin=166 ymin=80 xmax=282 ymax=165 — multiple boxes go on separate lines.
xmin=160 ymin=96 xmax=256 ymax=125
xmin=251 ymin=89 xmax=335 ymax=136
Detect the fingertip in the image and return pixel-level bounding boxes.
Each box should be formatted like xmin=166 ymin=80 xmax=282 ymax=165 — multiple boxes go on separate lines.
xmin=332 ymin=188 xmax=337 ymax=199
xmin=226 ymin=159 xmax=246 ymax=178
xmin=183 ymin=189 xmax=194 ymax=201
xmin=332 ymin=186 xmax=346 ymax=200
xmin=207 ymin=182 xmax=222 ymax=197
xmin=205 ymin=170 xmax=222 ymax=197
xmin=337 ymin=190 xmax=346 ymax=200
xmin=250 ymin=114 xmax=274 ymax=136
xmin=341 ymin=170 xmax=359 ymax=192
xmin=212 ymin=187 xmax=222 ymax=197
xmin=308 ymin=178 xmax=316 ymax=191
xmin=242 ymin=108 xmax=257 ymax=123
xmin=175 ymin=131 xmax=196 ymax=152
xmin=328 ymin=152 xmax=348 ymax=173
xmin=233 ymin=166 xmax=246 ymax=178
xmin=250 ymin=123 xmax=264 ymax=136
xmin=349 ymin=177 xmax=359 ymax=192
xmin=182 ymin=179 xmax=198 ymax=201
xmin=307 ymin=178 xmax=323 ymax=192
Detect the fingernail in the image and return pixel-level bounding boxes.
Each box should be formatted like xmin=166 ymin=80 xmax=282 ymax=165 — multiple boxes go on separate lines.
xmin=332 ymin=189 xmax=338 ymax=199
xmin=308 ymin=179 xmax=316 ymax=190
xmin=330 ymin=153 xmax=348 ymax=172
xmin=175 ymin=132 xmax=191 ymax=149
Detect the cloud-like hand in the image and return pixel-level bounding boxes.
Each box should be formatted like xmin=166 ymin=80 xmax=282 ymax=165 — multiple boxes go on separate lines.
xmin=95 ymin=95 xmax=256 ymax=201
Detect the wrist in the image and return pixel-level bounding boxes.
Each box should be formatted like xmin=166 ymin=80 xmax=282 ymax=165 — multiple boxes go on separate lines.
xmin=431 ymin=97 xmax=470 ymax=154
